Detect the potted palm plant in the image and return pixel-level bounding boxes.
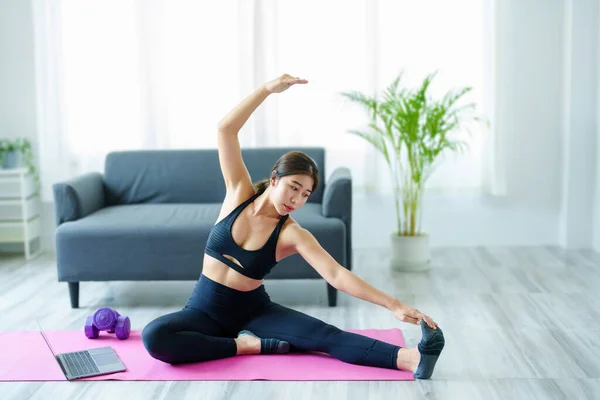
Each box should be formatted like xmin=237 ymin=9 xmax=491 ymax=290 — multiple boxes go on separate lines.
xmin=341 ymin=72 xmax=483 ymax=271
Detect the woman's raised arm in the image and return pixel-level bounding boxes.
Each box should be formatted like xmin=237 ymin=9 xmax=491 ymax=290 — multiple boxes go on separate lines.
xmin=216 ymin=74 xmax=308 ymax=193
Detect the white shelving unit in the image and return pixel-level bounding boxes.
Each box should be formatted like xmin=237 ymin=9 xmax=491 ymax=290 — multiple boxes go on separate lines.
xmin=0 ymin=168 xmax=43 ymax=259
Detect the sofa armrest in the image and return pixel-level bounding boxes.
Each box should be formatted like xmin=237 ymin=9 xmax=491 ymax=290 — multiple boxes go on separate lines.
xmin=52 ymin=172 xmax=105 ymax=226
xmin=323 ymin=167 xmax=352 ymax=218
xmin=322 ymin=167 xmax=352 ymax=270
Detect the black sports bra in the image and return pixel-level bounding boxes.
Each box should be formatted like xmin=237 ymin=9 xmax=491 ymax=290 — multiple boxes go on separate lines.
xmin=204 ymin=193 xmax=289 ymax=280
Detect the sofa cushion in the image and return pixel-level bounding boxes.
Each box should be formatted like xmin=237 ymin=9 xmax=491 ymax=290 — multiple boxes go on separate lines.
xmin=55 ymin=203 xmax=345 ymax=281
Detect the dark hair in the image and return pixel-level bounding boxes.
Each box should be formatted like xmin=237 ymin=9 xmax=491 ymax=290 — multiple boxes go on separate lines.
xmin=253 ymin=151 xmax=319 ymax=196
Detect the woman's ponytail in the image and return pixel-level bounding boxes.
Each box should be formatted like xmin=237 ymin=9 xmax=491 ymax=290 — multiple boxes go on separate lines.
xmin=253 ymin=178 xmax=270 ymax=195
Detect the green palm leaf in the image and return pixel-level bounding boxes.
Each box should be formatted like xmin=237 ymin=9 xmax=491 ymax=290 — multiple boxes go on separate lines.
xmin=347 ymin=129 xmax=391 ymax=166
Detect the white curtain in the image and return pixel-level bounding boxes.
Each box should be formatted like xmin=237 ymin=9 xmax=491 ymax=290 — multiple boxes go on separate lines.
xmin=33 ymin=0 xmax=502 ymax=202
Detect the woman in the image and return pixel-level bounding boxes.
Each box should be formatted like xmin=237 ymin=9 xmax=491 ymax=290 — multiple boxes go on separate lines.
xmin=142 ymin=74 xmax=444 ymax=379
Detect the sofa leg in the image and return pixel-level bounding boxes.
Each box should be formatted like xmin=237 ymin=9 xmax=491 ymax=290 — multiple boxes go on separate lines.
xmin=327 ymin=283 xmax=337 ymax=307
xmin=68 ymin=282 xmax=80 ymax=308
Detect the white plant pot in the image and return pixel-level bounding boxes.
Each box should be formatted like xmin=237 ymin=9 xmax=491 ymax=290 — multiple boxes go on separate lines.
xmin=390 ymin=232 xmax=431 ymax=271
xmin=2 ymin=151 xmax=22 ymax=169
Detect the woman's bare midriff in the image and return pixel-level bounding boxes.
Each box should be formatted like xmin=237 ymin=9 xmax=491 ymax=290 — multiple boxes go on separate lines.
xmin=201 ymin=254 xmax=265 ymax=292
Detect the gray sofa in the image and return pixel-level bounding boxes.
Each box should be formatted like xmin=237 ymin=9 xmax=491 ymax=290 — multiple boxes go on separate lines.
xmin=53 ymin=147 xmax=352 ymax=308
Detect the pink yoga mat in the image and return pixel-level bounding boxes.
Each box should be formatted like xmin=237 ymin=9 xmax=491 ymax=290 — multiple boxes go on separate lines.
xmin=0 ymin=329 xmax=414 ymax=381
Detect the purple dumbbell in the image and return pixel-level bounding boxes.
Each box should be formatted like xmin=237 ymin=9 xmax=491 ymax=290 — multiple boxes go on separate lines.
xmin=84 ymin=307 xmax=131 ymax=340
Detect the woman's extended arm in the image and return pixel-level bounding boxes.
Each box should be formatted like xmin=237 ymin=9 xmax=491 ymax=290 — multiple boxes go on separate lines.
xmin=290 ymin=225 xmax=438 ymax=329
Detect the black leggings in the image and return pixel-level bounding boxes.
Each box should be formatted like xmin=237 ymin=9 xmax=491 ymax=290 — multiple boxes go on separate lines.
xmin=142 ymin=274 xmax=401 ymax=370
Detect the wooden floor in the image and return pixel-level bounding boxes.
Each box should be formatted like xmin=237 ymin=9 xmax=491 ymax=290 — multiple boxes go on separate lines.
xmin=1 ymin=246 xmax=599 ymax=399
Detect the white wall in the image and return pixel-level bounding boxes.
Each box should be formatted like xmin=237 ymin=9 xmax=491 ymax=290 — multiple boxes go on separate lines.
xmin=595 ymin=122 xmax=600 ymax=251
xmin=559 ymin=0 xmax=599 ymax=249
xmin=497 ymin=0 xmax=565 ymax=212
xmin=595 ymin=125 xmax=600 ymax=251
xmin=594 ymin=2 xmax=600 ymax=252
xmin=0 ymin=0 xmax=50 ymax=254
xmin=0 ymin=0 xmax=598 ymax=253
xmin=0 ymin=0 xmax=38 ymax=143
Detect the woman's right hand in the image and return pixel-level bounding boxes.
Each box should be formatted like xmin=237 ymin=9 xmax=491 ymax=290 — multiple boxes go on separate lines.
xmin=264 ymin=74 xmax=308 ymax=94
xmin=392 ymin=305 xmax=438 ymax=330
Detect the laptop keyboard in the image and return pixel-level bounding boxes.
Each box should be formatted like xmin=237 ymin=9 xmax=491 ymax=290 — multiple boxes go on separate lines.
xmin=63 ymin=351 xmax=100 ymax=377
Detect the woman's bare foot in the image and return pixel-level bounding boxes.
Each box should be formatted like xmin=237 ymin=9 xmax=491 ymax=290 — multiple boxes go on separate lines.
xmin=235 ymin=334 xmax=261 ymax=355
xmin=396 ymin=347 xmax=420 ymax=371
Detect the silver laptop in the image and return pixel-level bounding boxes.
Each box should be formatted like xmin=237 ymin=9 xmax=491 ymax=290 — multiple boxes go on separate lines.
xmin=35 ymin=318 xmax=126 ymax=380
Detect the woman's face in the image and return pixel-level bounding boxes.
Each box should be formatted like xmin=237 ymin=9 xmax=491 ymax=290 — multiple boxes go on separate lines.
xmin=270 ymin=174 xmax=314 ymax=215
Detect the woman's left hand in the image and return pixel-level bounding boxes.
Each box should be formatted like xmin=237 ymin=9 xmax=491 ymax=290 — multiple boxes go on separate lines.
xmin=264 ymin=74 xmax=308 ymax=94
xmin=392 ymin=305 xmax=438 ymax=330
